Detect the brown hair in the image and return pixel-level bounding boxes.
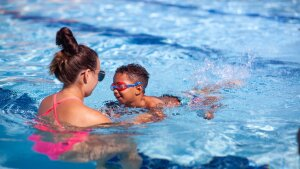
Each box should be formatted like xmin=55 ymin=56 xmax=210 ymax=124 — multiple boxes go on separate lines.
xmin=49 ymin=27 xmax=98 ymax=87
xmin=115 ymin=63 xmax=149 ymax=92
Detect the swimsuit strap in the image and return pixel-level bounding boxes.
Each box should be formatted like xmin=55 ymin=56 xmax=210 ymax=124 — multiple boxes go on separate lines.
xmin=40 ymin=94 xmax=82 ymax=127
xmin=52 ymin=94 xmax=61 ymax=127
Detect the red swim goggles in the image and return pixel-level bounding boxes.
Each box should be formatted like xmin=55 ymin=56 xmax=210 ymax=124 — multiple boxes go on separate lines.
xmin=110 ymin=81 xmax=142 ymax=91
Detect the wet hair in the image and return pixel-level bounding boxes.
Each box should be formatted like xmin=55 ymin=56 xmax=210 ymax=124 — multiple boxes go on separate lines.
xmin=49 ymin=27 xmax=98 ymax=87
xmin=115 ymin=64 xmax=149 ymax=92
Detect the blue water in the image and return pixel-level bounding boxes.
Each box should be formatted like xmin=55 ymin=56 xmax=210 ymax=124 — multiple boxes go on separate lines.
xmin=0 ymin=0 xmax=300 ymax=168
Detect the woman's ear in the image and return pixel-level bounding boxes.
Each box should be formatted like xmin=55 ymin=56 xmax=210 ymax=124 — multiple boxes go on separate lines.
xmin=82 ymin=69 xmax=91 ymax=84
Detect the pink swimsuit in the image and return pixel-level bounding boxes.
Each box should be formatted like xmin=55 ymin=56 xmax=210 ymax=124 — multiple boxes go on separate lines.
xmin=28 ymin=94 xmax=88 ymax=160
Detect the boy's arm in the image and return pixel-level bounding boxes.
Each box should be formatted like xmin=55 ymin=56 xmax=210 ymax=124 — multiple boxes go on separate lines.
xmin=132 ymin=108 xmax=165 ymax=124
xmin=130 ymin=96 xmax=166 ymax=124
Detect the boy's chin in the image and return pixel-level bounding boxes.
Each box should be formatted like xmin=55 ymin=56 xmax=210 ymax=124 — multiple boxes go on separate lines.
xmin=116 ymin=98 xmax=125 ymax=104
xmin=116 ymin=99 xmax=129 ymax=106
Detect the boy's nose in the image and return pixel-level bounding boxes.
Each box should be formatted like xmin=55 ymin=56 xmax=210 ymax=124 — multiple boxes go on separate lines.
xmin=113 ymin=89 xmax=119 ymax=94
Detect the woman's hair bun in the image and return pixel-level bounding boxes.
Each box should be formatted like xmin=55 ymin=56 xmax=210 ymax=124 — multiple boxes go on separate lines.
xmin=56 ymin=27 xmax=79 ymax=55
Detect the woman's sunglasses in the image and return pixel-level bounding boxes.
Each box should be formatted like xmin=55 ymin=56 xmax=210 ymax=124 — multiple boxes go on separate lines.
xmin=98 ymin=70 xmax=105 ymax=81
xmin=110 ymin=81 xmax=142 ymax=91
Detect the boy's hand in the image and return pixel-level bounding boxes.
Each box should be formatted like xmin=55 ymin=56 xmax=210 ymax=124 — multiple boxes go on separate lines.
xmin=133 ymin=109 xmax=165 ymax=124
xmin=133 ymin=113 xmax=154 ymax=124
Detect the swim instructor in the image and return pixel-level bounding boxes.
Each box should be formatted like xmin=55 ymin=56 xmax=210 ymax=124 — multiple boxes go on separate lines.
xmin=37 ymin=27 xmax=111 ymax=129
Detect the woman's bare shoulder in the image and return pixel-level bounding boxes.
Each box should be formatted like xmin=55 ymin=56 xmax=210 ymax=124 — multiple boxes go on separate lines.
xmin=63 ymin=103 xmax=111 ymax=127
xmin=38 ymin=94 xmax=55 ymax=114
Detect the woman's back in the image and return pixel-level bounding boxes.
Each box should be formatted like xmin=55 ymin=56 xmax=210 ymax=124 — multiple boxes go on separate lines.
xmin=38 ymin=92 xmax=111 ymax=128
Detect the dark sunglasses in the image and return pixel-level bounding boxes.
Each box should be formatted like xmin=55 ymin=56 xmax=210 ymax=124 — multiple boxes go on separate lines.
xmin=98 ymin=70 xmax=105 ymax=81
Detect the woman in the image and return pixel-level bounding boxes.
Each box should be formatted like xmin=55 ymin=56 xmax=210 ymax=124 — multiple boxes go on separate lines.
xmin=37 ymin=27 xmax=111 ymax=129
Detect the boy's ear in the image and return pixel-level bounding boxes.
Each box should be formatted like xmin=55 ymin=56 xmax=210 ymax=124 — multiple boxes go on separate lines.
xmin=135 ymin=85 xmax=143 ymax=95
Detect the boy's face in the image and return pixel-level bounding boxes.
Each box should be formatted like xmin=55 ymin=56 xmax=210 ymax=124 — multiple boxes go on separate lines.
xmin=112 ymin=73 xmax=139 ymax=106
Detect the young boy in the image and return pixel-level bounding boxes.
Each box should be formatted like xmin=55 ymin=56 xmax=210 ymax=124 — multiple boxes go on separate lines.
xmin=109 ymin=63 xmax=241 ymax=123
xmin=111 ymin=63 xmax=165 ymax=109
xmin=110 ymin=64 xmax=166 ymax=124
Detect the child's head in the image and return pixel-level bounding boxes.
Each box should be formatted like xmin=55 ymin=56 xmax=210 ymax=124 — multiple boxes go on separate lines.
xmin=114 ymin=64 xmax=149 ymax=92
xmin=112 ymin=64 xmax=149 ymax=106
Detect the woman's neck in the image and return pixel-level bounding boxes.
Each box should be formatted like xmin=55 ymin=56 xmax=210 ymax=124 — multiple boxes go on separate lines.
xmin=60 ymin=85 xmax=84 ymax=101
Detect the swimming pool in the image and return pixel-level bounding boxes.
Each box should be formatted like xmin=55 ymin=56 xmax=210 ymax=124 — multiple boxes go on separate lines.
xmin=0 ymin=0 xmax=299 ymax=168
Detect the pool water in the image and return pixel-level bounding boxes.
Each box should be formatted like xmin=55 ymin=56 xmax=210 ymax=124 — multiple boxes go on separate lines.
xmin=0 ymin=0 xmax=299 ymax=168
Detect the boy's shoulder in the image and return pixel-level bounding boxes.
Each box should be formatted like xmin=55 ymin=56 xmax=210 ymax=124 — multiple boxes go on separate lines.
xmin=144 ymin=96 xmax=165 ymax=109
xmin=144 ymin=94 xmax=182 ymax=108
